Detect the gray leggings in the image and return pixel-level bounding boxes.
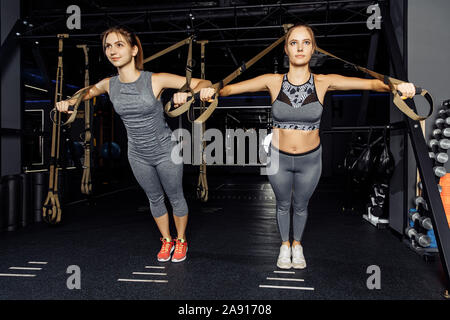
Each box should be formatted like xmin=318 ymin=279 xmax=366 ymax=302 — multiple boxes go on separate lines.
xmin=267 ymin=143 xmax=322 ymax=242
xmin=128 ymin=149 xmax=188 ymax=218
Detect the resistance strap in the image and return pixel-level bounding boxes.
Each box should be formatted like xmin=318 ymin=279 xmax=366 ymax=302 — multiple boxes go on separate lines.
xmin=54 ymin=85 xmax=93 ymax=126
xmin=77 ymin=44 xmax=93 ymax=195
xmin=163 ymin=37 xmax=197 ymax=118
xmin=167 ymin=24 xmax=294 ymax=124
xmin=315 ymin=47 xmax=433 ymax=121
xmin=197 ymin=40 xmax=209 ymax=202
xmin=143 ymin=36 xmax=194 ymax=64
xmin=43 ymin=33 xmax=68 ymax=224
xmin=145 ymin=35 xmax=196 ymax=119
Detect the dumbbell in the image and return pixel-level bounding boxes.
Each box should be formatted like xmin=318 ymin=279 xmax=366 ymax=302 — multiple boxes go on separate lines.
xmin=405 ymin=227 xmax=431 ymax=247
xmin=409 ymin=209 xmax=433 ymax=230
xmin=425 ymin=154 xmax=448 ymax=177
xmin=435 ymin=117 xmax=450 ymax=127
xmin=432 ymin=128 xmax=442 ymax=139
xmin=434 ymin=109 xmax=450 ymax=122
xmin=435 ymin=118 xmax=446 ymax=128
xmin=433 ymin=128 xmax=450 ymax=139
xmin=415 ymin=196 xmax=429 ymax=211
xmin=429 ymin=138 xmax=450 ymax=150
xmin=367 ymin=204 xmax=384 ymax=217
xmin=443 ymin=128 xmax=450 ymax=137
xmin=433 ymin=166 xmax=447 ymax=177
xmin=437 ymin=109 xmax=448 ymax=119
xmin=429 ymin=151 xmax=449 ymax=164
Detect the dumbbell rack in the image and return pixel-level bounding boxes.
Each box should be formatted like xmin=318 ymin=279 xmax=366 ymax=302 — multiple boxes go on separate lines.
xmin=404 ymin=99 xmax=450 ymax=261
xmin=403 ymin=239 xmax=439 ymax=262
xmin=404 ymin=206 xmax=439 ymax=262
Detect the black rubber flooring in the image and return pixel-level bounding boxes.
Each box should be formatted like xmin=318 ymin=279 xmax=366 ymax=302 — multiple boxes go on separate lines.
xmin=0 ymin=173 xmax=447 ymax=300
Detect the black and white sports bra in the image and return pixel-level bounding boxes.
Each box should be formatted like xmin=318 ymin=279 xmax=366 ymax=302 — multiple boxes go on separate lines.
xmin=272 ymin=73 xmax=323 ymax=131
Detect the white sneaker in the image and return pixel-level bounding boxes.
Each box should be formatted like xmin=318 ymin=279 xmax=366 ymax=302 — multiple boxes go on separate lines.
xmin=291 ymin=245 xmax=306 ymax=269
xmin=277 ymin=244 xmax=292 ymax=269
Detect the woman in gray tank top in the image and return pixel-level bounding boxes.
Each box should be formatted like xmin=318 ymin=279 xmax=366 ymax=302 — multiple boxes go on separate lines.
xmin=56 ymin=26 xmax=212 ymax=263
xmin=199 ymin=23 xmax=416 ymax=269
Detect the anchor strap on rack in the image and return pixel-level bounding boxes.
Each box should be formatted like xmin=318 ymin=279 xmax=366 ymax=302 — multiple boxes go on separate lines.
xmin=77 ymin=44 xmax=93 ymax=195
xmin=196 ymin=40 xmax=209 ymax=202
xmin=43 ymin=33 xmax=68 ymax=224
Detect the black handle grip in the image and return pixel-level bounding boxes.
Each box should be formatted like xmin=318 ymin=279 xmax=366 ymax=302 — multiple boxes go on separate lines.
xmin=171 ymin=92 xmax=217 ymax=108
xmin=171 ymin=93 xmax=195 ymax=108
xmin=398 ymin=86 xmax=422 ymax=98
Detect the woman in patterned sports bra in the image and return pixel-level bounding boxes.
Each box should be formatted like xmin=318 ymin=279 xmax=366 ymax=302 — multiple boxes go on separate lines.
xmin=197 ymin=23 xmax=416 ymax=270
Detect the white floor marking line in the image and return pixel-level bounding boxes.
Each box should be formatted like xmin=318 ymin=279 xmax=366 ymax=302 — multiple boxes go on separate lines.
xmin=9 ymin=267 xmax=42 ymax=271
xmin=266 ymin=277 xmax=305 ymax=282
xmin=215 ymin=184 xmax=224 ymax=190
xmin=117 ymin=279 xmax=168 ymax=283
xmin=27 ymin=262 xmax=48 ymax=265
xmin=145 ymin=266 xmax=165 ymax=269
xmin=132 ymin=272 xmax=167 ymax=276
xmin=0 ymin=273 xmax=36 ymax=277
xmin=259 ymin=285 xmax=314 ymax=291
xmin=273 ymin=271 xmax=295 ymax=274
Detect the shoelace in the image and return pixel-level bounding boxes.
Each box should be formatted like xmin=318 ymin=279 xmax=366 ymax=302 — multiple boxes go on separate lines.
xmin=174 ymin=239 xmax=186 ymax=254
xmin=160 ymin=238 xmax=173 ymax=254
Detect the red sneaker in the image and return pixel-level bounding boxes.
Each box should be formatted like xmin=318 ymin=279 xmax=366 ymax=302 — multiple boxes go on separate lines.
xmin=171 ymin=238 xmax=188 ymax=262
xmin=157 ymin=238 xmax=174 ymax=262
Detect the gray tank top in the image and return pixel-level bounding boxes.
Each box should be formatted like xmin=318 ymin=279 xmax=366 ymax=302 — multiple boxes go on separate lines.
xmin=272 ymin=73 xmax=323 ymax=130
xmin=109 ymin=71 xmax=173 ymax=158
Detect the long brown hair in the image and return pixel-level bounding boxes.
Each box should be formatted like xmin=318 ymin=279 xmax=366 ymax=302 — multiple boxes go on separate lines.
xmin=285 ymin=23 xmax=317 ymax=52
xmin=101 ymin=26 xmax=144 ymax=71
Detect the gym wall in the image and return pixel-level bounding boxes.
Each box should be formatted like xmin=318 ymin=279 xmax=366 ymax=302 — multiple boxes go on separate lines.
xmin=1 ymin=0 xmax=22 ymax=176
xmin=408 ymin=0 xmax=450 ymax=161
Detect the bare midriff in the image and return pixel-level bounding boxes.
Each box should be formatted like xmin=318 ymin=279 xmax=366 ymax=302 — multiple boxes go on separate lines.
xmin=271 ymin=128 xmax=320 ymax=154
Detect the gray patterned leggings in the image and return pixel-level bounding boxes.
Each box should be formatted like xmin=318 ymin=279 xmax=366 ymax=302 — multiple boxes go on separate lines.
xmin=128 ymin=151 xmax=188 ymax=218
xmin=267 ymin=143 xmax=322 ymax=242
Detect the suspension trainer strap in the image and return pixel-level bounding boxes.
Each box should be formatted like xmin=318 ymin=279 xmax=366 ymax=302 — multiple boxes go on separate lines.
xmin=77 ymin=44 xmax=93 ymax=195
xmin=163 ymin=25 xmax=293 ymax=123
xmin=193 ymin=26 xmax=291 ymax=125
xmin=315 ymin=46 xmax=433 ymax=121
xmin=143 ymin=36 xmax=194 ymax=64
xmin=164 ymin=37 xmax=197 ymax=118
xmin=59 ymin=85 xmax=94 ymax=126
xmin=196 ymin=40 xmax=209 ymax=202
xmin=43 ymin=33 xmax=68 ymax=224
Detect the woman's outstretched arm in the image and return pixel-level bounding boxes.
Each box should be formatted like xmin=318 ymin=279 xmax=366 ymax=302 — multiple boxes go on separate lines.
xmin=325 ymin=74 xmax=416 ymax=97
xmin=219 ymin=74 xmax=279 ymax=96
xmin=55 ymin=77 xmax=110 ymax=113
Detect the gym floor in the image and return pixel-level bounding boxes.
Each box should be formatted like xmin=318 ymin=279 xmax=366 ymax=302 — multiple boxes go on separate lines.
xmin=0 ymin=172 xmax=445 ymax=300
